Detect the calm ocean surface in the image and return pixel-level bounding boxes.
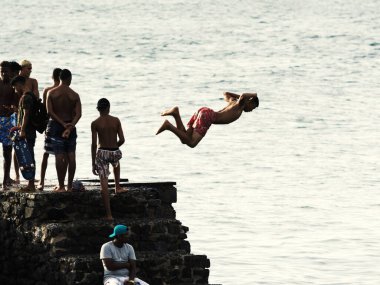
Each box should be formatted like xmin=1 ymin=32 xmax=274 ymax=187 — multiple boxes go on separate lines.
xmin=1 ymin=0 xmax=380 ymax=284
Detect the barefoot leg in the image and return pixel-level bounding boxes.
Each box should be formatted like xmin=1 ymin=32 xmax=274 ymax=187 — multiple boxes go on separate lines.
xmin=156 ymin=120 xmax=171 ymax=135
xmin=38 ymin=152 xmax=49 ymax=190
xmin=55 ymin=153 xmax=68 ymax=191
xmin=100 ymin=177 xmax=113 ymax=220
xmin=67 ymin=152 xmax=76 ymax=191
xmin=161 ymin=107 xmax=186 ymax=131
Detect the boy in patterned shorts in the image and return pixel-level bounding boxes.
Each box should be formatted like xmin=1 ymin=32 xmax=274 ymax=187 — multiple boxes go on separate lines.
xmin=156 ymin=92 xmax=259 ymax=148
xmin=91 ymin=98 xmax=126 ymax=221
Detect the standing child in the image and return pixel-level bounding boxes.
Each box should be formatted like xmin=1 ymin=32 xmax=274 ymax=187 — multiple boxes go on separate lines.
xmin=37 ymin=68 xmax=62 ymax=191
xmin=91 ymin=98 xmax=126 ymax=221
xmin=11 ymin=76 xmax=37 ymax=191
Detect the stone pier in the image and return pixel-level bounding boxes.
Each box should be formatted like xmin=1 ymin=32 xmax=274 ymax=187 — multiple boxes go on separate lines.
xmin=0 ymin=182 xmax=214 ymax=285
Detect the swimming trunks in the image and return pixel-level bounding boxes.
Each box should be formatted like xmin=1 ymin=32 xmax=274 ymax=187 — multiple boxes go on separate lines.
xmin=44 ymin=135 xmax=54 ymax=155
xmin=95 ymin=148 xmax=122 ymax=178
xmin=10 ymin=113 xmax=17 ymax=127
xmin=46 ymin=119 xmax=77 ymax=154
xmin=187 ymin=107 xmax=216 ymax=136
xmin=0 ymin=116 xmax=13 ymax=146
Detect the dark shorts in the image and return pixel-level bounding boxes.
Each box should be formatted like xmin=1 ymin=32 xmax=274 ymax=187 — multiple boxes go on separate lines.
xmin=44 ymin=135 xmax=54 ymax=155
xmin=46 ymin=119 xmax=77 ymax=155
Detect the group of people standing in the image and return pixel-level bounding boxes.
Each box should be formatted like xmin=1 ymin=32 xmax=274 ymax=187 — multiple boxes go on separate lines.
xmin=0 ymin=60 xmax=81 ymax=192
xmin=0 ymin=60 xmax=127 ymax=221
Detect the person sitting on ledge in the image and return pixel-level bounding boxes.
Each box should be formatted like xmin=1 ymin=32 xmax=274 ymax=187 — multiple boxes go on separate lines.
xmin=100 ymin=225 xmax=149 ymax=285
xmin=156 ymin=92 xmax=259 ymax=148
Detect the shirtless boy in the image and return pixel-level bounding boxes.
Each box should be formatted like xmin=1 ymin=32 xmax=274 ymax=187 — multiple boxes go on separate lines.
xmin=19 ymin=60 xmax=39 ymax=98
xmin=156 ymin=92 xmax=259 ymax=148
xmin=37 ymin=68 xmax=62 ymax=191
xmin=0 ymin=61 xmax=17 ymax=190
xmin=46 ymin=69 xmax=81 ymax=192
xmin=91 ymin=98 xmax=126 ymax=221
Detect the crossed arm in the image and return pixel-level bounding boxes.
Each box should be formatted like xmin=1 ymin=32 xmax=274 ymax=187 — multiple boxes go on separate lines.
xmin=102 ymin=258 xmax=137 ymax=282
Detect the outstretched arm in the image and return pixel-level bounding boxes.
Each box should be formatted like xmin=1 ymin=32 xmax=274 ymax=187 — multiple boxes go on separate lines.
xmin=224 ymin=92 xmax=240 ymax=102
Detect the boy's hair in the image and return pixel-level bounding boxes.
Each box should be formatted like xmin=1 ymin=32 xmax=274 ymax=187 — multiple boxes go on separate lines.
xmin=59 ymin=69 xmax=72 ymax=81
xmin=20 ymin=59 xmax=32 ymax=67
xmin=9 ymin=61 xmax=21 ymax=72
xmin=251 ymin=96 xmax=259 ymax=108
xmin=52 ymin=68 xmax=62 ymax=81
xmin=0 ymin=61 xmax=10 ymax=68
xmin=97 ymin=98 xmax=110 ymax=111
xmin=11 ymin=75 xmax=26 ymax=86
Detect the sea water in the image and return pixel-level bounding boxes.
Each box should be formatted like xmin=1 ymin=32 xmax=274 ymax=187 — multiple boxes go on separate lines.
xmin=1 ymin=0 xmax=380 ymax=284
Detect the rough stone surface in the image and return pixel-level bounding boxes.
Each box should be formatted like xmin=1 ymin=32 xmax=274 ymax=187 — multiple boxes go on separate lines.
xmin=0 ymin=184 xmax=211 ymax=285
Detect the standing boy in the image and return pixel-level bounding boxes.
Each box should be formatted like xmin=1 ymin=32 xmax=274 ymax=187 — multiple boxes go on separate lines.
xmin=0 ymin=61 xmax=17 ymax=190
xmin=37 ymin=68 xmax=62 ymax=190
xmin=91 ymin=98 xmax=125 ymax=221
xmin=11 ymin=76 xmax=37 ymax=191
xmin=19 ymin=60 xmax=39 ymax=98
xmin=46 ymin=69 xmax=81 ymax=192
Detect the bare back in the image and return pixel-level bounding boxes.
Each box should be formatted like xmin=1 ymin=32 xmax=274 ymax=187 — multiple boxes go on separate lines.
xmin=48 ymin=85 xmax=79 ymax=122
xmin=214 ymin=101 xmax=244 ymax=124
xmin=92 ymin=115 xmax=123 ymax=148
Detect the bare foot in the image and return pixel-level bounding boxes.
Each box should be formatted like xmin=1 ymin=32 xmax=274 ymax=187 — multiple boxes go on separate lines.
xmin=6 ymin=178 xmax=17 ymax=185
xmin=156 ymin=120 xmax=171 ymax=135
xmin=161 ymin=106 xmax=179 ymax=117
xmin=1 ymin=184 xmax=7 ymax=191
xmin=18 ymin=185 xmax=36 ymax=192
xmin=36 ymin=184 xmax=44 ymax=191
xmin=53 ymin=186 xmax=66 ymax=192
xmin=115 ymin=187 xmax=128 ymax=194
xmin=14 ymin=176 xmax=20 ymax=184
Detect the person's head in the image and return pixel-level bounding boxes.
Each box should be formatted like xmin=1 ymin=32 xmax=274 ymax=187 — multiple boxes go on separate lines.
xmin=52 ymin=68 xmax=62 ymax=82
xmin=20 ymin=59 xmax=32 ymax=77
xmin=59 ymin=69 xmax=72 ymax=85
xmin=9 ymin=61 xmax=21 ymax=79
xmin=0 ymin=61 xmax=10 ymax=82
xmin=11 ymin=75 xmax=26 ymax=94
xmin=97 ymin=98 xmax=110 ymax=114
xmin=109 ymin=225 xmax=129 ymax=243
xmin=243 ymin=96 xmax=259 ymax=112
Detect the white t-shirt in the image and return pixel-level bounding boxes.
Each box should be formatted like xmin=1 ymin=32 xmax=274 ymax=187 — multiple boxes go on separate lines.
xmin=100 ymin=241 xmax=137 ymax=278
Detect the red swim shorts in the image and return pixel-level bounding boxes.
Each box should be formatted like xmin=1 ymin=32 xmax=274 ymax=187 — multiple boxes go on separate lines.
xmin=187 ymin=107 xmax=216 ymax=136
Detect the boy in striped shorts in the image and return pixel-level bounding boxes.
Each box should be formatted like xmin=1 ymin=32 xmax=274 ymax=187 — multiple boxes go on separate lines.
xmin=91 ymin=98 xmax=126 ymax=221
